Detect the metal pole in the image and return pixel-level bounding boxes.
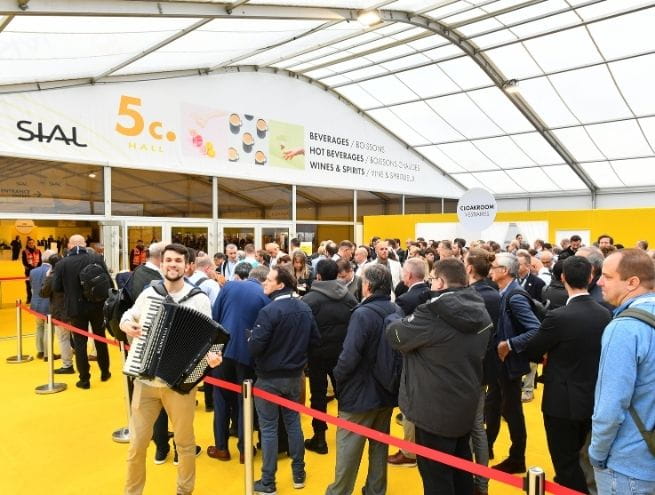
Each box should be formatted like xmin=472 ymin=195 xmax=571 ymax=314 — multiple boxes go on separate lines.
xmin=243 ymin=379 xmax=254 ymax=495
xmin=7 ymin=299 xmax=33 ymax=363
xmin=35 ymin=315 xmax=67 ymax=394
xmin=525 ymin=466 xmax=545 ymax=495
xmin=112 ymin=341 xmax=131 ymax=443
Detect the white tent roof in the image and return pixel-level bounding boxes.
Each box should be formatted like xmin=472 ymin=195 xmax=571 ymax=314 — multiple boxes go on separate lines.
xmin=1 ymin=0 xmax=654 ymax=197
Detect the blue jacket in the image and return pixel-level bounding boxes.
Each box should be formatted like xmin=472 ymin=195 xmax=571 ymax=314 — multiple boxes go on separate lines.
xmin=496 ymin=279 xmax=541 ymax=379
xmin=248 ymin=289 xmax=320 ymax=378
xmin=29 ymin=263 xmax=51 ymax=314
xmin=589 ymin=293 xmax=655 ymax=481
xmin=334 ymin=295 xmax=399 ymax=413
xmin=212 ymin=279 xmax=269 ymax=367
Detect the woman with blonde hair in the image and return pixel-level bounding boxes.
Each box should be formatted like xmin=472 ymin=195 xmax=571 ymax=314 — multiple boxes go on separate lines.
xmin=292 ymin=250 xmax=313 ymax=296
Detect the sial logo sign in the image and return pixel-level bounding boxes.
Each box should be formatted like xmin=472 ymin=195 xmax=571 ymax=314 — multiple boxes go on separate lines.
xmin=16 ymin=120 xmax=87 ymax=147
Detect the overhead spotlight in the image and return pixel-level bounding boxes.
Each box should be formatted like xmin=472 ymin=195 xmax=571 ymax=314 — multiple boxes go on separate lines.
xmin=357 ymin=9 xmax=382 ymax=27
xmin=88 ymin=173 xmax=97 ymax=178
xmin=503 ymin=79 xmax=520 ymax=94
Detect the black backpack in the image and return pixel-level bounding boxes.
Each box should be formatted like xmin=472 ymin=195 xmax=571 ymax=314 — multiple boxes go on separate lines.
xmin=615 ymin=307 xmax=655 ymax=457
xmin=79 ymin=259 xmax=113 ymax=303
xmin=103 ymin=273 xmax=135 ymax=342
xmin=368 ymin=304 xmax=403 ymax=401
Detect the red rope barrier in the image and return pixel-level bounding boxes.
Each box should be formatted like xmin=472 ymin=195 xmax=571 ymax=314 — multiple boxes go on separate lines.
xmin=18 ymin=305 xmax=584 ymax=495
xmin=0 ymin=276 xmax=28 ymax=281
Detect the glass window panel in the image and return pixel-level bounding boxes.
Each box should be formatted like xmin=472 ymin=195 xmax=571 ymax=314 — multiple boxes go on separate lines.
xmin=0 ymin=16 xmax=197 ymax=84
xmin=218 ymin=178 xmax=291 ymax=220
xmin=406 ymin=34 xmax=448 ymax=51
xmin=369 ymin=23 xmax=411 ymax=37
xmin=379 ymin=53 xmax=432 ymax=72
xmin=587 ymin=7 xmax=655 ymax=60
xmin=473 ymin=136 xmax=536 ymax=168
xmin=576 ymin=0 xmax=652 ymax=21
xmin=580 ymin=161 xmax=624 ymax=188
xmin=553 ymin=127 xmax=606 ymax=162
xmin=388 ymin=27 xmax=430 ymax=41
xmin=497 ymin=0 xmax=569 ymax=24
xmin=334 ymin=84 xmax=383 ymax=109
xmin=321 ymin=74 xmax=354 ymax=86
xmin=404 ymin=195 xmax=443 ymax=214
xmin=327 ymin=56 xmax=377 ymax=74
xmin=639 ymin=116 xmax=655 ymax=150
xmin=329 ymin=31 xmax=383 ymax=51
xmin=471 ymin=28 xmax=518 ymax=50
xmin=509 ymin=11 xmax=580 ymax=40
xmin=423 ymin=44 xmax=466 ymax=61
xmin=472 ymin=170 xmax=524 ymax=193
xmin=345 ymin=65 xmax=389 ymax=80
xmin=585 ymin=120 xmax=652 ymax=160
xmin=611 ymin=157 xmax=655 ymax=186
xmin=391 ymin=101 xmax=464 ymax=143
xmin=484 ymin=43 xmax=544 ymax=79
xmin=544 ymin=165 xmax=588 ymax=190
xmin=0 ymin=157 xmax=103 ymax=214
xmin=395 ymin=64 xmax=460 ymax=98
xmin=114 ymin=19 xmax=323 ymax=75
xmin=443 ymin=7 xmax=487 ymax=24
xmin=112 ymin=168 xmax=211 ymax=217
xmin=305 ymin=68 xmax=336 ymax=79
xmin=296 ymin=186 xmax=353 ymax=221
xmin=358 ymin=75 xmax=417 ymax=105
xmin=610 ymin=54 xmax=655 ymax=116
xmin=549 ymin=65 xmax=632 ymax=123
xmin=295 ymin=224 xmax=354 ymax=252
xmin=426 ymin=2 xmax=475 ymax=20
xmin=344 ymin=37 xmax=399 ymax=57
xmin=438 ymin=56 xmax=494 ymax=89
xmin=468 ymin=87 xmax=535 ymax=134
xmin=356 ymin=190 xmax=402 ymax=221
xmin=524 ymin=27 xmax=602 ymax=73
xmin=458 ymin=18 xmax=506 ymax=38
xmin=437 ymin=142 xmax=499 ymax=171
xmin=451 ymin=172 xmax=486 ymax=190
xmin=416 ymin=145 xmax=467 ymax=173
xmin=518 ymin=77 xmax=578 ymax=127
xmin=509 ymin=167 xmax=560 ymax=191
xmin=427 ymin=93 xmax=504 ymax=138
xmin=366 ymin=108 xmax=430 ymax=146
xmin=365 ymin=44 xmax=416 ymax=63
xmin=511 ymin=133 xmax=565 ymax=164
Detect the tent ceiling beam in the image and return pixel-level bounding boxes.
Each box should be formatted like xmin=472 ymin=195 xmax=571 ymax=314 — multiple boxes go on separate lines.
xmin=0 ymin=13 xmax=12 ymax=31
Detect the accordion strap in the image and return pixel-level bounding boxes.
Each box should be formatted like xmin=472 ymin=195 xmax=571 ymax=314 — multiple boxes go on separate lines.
xmin=152 ymin=282 xmax=204 ymax=303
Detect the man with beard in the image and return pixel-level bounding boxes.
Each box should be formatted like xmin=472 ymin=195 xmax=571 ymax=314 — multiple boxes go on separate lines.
xmin=120 ymin=243 xmax=222 ymax=495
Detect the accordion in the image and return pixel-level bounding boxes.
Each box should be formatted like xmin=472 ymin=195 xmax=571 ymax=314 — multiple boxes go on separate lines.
xmin=124 ymin=300 xmax=229 ymax=394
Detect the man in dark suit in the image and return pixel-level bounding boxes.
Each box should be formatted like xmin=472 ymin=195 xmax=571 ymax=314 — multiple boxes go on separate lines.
xmin=517 ymin=251 xmax=546 ymax=300
xmin=52 ymin=234 xmax=111 ymax=389
xmin=524 ymin=256 xmax=611 ymax=493
xmin=388 ymin=256 xmax=431 ymax=467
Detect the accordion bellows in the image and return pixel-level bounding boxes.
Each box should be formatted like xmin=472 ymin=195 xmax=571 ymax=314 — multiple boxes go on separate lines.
xmin=124 ymin=300 xmax=230 ymax=394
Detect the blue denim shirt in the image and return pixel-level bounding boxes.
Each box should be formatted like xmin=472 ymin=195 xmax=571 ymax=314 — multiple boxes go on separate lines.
xmin=589 ymin=292 xmax=655 ymax=481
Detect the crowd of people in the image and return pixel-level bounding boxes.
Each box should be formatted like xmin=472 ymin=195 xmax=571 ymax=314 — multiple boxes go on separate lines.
xmin=23 ymin=231 xmax=655 ymax=495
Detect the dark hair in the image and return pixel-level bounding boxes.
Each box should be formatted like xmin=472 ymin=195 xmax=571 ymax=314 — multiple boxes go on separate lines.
xmin=272 ymin=265 xmax=297 ymax=292
xmin=249 ymin=265 xmax=269 ymax=283
xmin=339 ymin=240 xmax=354 ymax=250
xmin=277 ymin=254 xmax=291 ymax=265
xmin=48 ymin=254 xmax=61 ymax=267
xmin=234 ymin=262 xmax=252 ymax=280
xmin=362 ymin=264 xmax=392 ymax=295
xmin=257 ymin=249 xmax=271 ymax=266
xmin=290 ymin=237 xmax=300 ymax=248
xmin=562 ymin=256 xmax=592 ymax=289
xmin=433 ymin=258 xmax=467 ymax=287
xmin=163 ymin=243 xmax=190 ymax=263
xmin=570 ymin=235 xmax=582 ymax=242
xmin=615 ymin=243 xmax=624 ymax=250
xmin=453 ymin=238 xmax=466 ymax=249
xmin=597 ymin=234 xmax=613 ymax=244
xmin=637 ymin=240 xmax=649 ymax=250
xmin=438 ymin=239 xmax=452 ymax=250
xmin=186 ymin=247 xmax=197 ymax=263
xmin=325 ymin=241 xmax=338 ymax=257
xmin=336 ymin=259 xmax=353 ymax=274
xmin=316 ymin=259 xmax=338 ymax=281
xmin=616 ymin=249 xmax=655 ymax=290
xmin=466 ymin=248 xmax=495 ymax=279
xmin=213 ymin=252 xmax=225 ymax=260
xmin=552 ymin=259 xmax=565 ymax=282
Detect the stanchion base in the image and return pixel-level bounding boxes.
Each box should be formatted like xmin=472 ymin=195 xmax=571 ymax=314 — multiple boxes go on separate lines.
xmin=112 ymin=427 xmax=130 ymax=443
xmin=7 ymin=354 xmax=34 ymax=363
xmin=35 ymin=383 xmax=67 ymax=394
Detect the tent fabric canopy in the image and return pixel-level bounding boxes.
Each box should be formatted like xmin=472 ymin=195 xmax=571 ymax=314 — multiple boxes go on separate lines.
xmin=1 ymin=0 xmax=654 ymax=196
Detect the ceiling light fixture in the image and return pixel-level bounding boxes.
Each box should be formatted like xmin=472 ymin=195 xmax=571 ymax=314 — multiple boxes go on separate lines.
xmin=88 ymin=173 xmax=96 ymax=178
xmin=503 ymin=79 xmax=520 ymax=94
xmin=357 ymin=9 xmax=382 ymax=27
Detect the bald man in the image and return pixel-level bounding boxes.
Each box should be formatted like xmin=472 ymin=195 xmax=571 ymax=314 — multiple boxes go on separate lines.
xmin=53 ymin=234 xmax=112 ymax=389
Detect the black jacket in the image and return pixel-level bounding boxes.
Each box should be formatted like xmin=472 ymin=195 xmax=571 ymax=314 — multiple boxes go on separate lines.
xmin=52 ymin=247 xmax=110 ymax=318
xmin=39 ymin=272 xmax=67 ymax=321
xmin=471 ymin=279 xmax=500 ymax=386
xmin=248 ymin=289 xmax=320 ymax=379
xmin=129 ymin=264 xmax=163 ymax=300
xmin=387 ymin=287 xmax=492 ymax=437
xmin=396 ymin=282 xmax=430 ymax=316
xmin=302 ymin=280 xmax=358 ymax=360
xmin=520 ymin=273 xmax=546 ymax=301
xmin=524 ymin=295 xmax=611 ymax=420
xmin=542 ymin=279 xmax=568 ymax=310
xmin=334 ymin=295 xmax=399 ymax=413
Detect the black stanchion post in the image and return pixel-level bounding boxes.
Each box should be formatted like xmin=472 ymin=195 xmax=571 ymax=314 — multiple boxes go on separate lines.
xmin=243 ymin=379 xmax=254 ymax=495
xmin=35 ymin=315 xmax=67 ymax=394
xmin=7 ymin=299 xmax=34 ymax=364
xmin=112 ymin=341 xmax=131 ymax=443
xmin=524 ymin=466 xmax=545 ymax=495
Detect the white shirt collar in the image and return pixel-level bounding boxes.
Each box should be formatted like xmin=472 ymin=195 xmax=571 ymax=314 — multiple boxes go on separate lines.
xmin=566 ymin=292 xmax=589 ymax=305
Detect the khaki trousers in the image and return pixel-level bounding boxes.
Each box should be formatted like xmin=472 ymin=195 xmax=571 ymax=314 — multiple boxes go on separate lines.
xmin=125 ymin=381 xmax=197 ymax=495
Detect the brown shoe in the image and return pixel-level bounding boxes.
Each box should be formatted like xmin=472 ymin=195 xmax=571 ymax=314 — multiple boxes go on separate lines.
xmin=473 ymin=487 xmax=488 ymax=495
xmin=207 ymin=446 xmax=230 ymax=461
xmin=387 ymin=450 xmax=417 ymax=467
